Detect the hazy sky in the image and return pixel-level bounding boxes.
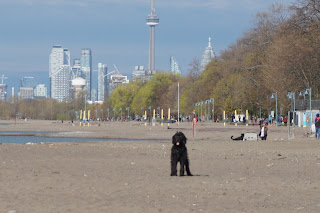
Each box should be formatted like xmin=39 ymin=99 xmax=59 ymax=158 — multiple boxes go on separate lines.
xmin=0 ymin=0 xmax=293 ymax=77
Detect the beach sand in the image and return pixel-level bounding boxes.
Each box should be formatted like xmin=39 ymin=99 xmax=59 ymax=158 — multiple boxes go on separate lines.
xmin=1 ymin=120 xmax=320 ymax=212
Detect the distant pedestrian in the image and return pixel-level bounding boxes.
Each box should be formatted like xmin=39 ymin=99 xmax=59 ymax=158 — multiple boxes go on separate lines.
xmin=315 ymin=114 xmax=320 ymax=139
xmin=283 ymin=116 xmax=288 ymax=126
xmin=259 ymin=123 xmax=268 ymax=140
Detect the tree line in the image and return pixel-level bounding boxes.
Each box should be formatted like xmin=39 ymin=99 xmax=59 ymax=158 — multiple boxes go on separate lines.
xmin=0 ymin=0 xmax=319 ymax=121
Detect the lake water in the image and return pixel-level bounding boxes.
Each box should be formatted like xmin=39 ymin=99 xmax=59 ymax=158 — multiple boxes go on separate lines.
xmin=0 ymin=136 xmax=117 ymax=144
xmin=0 ymin=131 xmax=142 ymax=144
xmin=0 ymin=123 xmax=14 ymax=126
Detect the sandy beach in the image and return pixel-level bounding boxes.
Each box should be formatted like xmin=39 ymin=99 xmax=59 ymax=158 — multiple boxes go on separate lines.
xmin=1 ymin=120 xmax=320 ymax=212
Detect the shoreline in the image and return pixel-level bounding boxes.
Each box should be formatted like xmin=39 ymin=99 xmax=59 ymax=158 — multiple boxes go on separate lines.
xmin=1 ymin=120 xmax=320 ymax=212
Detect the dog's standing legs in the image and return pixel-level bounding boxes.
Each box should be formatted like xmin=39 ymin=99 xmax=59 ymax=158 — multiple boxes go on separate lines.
xmin=170 ymin=159 xmax=178 ymax=176
xmin=185 ymin=159 xmax=193 ymax=176
xmin=179 ymin=158 xmax=185 ymax=176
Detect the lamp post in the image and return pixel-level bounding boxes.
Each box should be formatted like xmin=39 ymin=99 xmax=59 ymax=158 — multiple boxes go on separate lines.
xmin=119 ymin=107 xmax=123 ymax=121
xmin=141 ymin=107 xmax=144 ymax=120
xmin=271 ymin=92 xmax=278 ymax=126
xmin=201 ymin=101 xmax=205 ymax=121
xmin=299 ymin=88 xmax=312 ymax=126
xmin=305 ymin=88 xmax=312 ymax=126
xmin=287 ymin=92 xmax=296 ymax=139
xmin=287 ymin=92 xmax=296 ymax=113
xmin=148 ymin=106 xmax=152 ymax=124
xmin=126 ymin=107 xmax=130 ymax=121
xmin=107 ymin=108 xmax=110 ymax=121
xmin=198 ymin=102 xmax=200 ymax=119
xmin=84 ymin=94 xmax=87 ymax=121
xmin=133 ymin=107 xmax=135 ymax=121
xmin=113 ymin=108 xmax=115 ymax=121
xmin=206 ymin=100 xmax=209 ymax=122
xmin=209 ymin=98 xmax=214 ymax=122
xmin=157 ymin=107 xmax=160 ymax=120
xmin=194 ymin=103 xmax=198 ymax=119
xmin=299 ymin=90 xmax=306 ymax=100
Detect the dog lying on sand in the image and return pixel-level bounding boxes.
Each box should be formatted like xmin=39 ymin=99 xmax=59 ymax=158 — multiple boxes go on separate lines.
xmin=231 ymin=134 xmax=244 ymax=141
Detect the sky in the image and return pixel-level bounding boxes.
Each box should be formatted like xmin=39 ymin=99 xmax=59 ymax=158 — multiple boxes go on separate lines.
xmin=0 ymin=0 xmax=294 ymax=93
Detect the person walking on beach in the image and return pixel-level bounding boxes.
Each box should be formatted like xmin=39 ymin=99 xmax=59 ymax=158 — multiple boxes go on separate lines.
xmin=315 ymin=114 xmax=320 ymax=139
xmin=259 ymin=122 xmax=268 ymax=140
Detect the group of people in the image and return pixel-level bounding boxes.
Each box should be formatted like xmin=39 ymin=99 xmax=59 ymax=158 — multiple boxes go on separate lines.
xmin=259 ymin=113 xmax=320 ymax=140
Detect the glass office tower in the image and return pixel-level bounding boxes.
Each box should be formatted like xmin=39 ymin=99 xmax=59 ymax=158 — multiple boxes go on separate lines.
xmin=80 ymin=48 xmax=92 ymax=100
xmin=97 ymin=63 xmax=108 ymax=102
xmin=49 ymin=45 xmax=71 ymax=102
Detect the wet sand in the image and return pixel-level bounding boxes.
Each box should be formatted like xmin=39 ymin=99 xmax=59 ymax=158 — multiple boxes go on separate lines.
xmin=1 ymin=120 xmax=320 ymax=212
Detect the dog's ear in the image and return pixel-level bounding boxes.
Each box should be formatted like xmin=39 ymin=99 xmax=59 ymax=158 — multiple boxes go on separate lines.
xmin=172 ymin=134 xmax=177 ymax=144
xmin=183 ymin=133 xmax=187 ymax=144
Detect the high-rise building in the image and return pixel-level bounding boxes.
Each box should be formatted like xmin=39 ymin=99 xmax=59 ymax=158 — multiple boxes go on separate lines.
xmin=80 ymin=48 xmax=92 ymax=99
xmin=0 ymin=74 xmax=8 ymax=101
xmin=20 ymin=77 xmax=36 ymax=88
xmin=97 ymin=63 xmax=108 ymax=102
xmin=49 ymin=45 xmax=71 ymax=101
xmin=34 ymin=84 xmax=48 ymax=98
xmin=108 ymin=74 xmax=129 ymax=96
xmin=91 ymin=88 xmax=97 ymax=103
xmin=0 ymin=84 xmax=7 ymax=101
xmin=132 ymin=66 xmax=146 ymax=81
xmin=50 ymin=65 xmax=71 ymax=102
xmin=201 ymin=37 xmax=215 ymax=72
xmin=170 ymin=56 xmax=181 ymax=75
xmin=19 ymin=76 xmax=37 ymax=100
xmin=146 ymin=0 xmax=159 ymax=79
xmin=71 ymin=58 xmax=82 ymax=80
xmin=19 ymin=87 xmax=34 ymax=100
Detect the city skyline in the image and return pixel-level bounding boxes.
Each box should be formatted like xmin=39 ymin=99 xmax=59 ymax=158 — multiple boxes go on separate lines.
xmin=0 ymin=0 xmax=293 ymax=79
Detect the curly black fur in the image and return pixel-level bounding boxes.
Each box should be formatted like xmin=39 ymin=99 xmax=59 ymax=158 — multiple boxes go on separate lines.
xmin=231 ymin=133 xmax=244 ymax=141
xmin=170 ymin=131 xmax=193 ymax=176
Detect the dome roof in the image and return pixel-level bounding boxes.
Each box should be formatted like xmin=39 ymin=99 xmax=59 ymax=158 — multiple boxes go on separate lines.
xmin=72 ymin=77 xmax=86 ymax=86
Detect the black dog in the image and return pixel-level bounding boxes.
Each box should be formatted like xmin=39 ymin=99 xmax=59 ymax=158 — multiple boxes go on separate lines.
xmin=170 ymin=132 xmax=193 ymax=176
xmin=231 ymin=133 xmax=244 ymax=141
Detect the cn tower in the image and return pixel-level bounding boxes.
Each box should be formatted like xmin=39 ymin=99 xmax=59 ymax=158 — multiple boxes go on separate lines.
xmin=146 ymin=0 xmax=159 ymax=74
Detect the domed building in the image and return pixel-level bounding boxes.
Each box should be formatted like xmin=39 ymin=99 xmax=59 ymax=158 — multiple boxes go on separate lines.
xmin=71 ymin=77 xmax=86 ymax=98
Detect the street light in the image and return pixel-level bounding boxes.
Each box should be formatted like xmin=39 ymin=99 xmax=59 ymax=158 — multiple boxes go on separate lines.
xmin=126 ymin=107 xmax=130 ymax=121
xmin=141 ymin=107 xmax=144 ymax=119
xmin=195 ymin=102 xmax=200 ymax=118
xmin=157 ymin=107 xmax=160 ymax=120
xmin=113 ymin=108 xmax=115 ymax=121
xmin=209 ymin=98 xmax=214 ymax=122
xmin=148 ymin=106 xmax=152 ymax=123
xmin=287 ymin=92 xmax=296 ymax=139
xmin=271 ymin=92 xmax=278 ymax=126
xmin=287 ymin=92 xmax=296 ymax=112
xmin=119 ymin=107 xmax=123 ymax=121
xmin=301 ymin=88 xmax=312 ymax=126
xmin=299 ymin=91 xmax=306 ymax=100
xmin=107 ymin=108 xmax=110 ymax=121
xmin=205 ymin=100 xmax=209 ymax=122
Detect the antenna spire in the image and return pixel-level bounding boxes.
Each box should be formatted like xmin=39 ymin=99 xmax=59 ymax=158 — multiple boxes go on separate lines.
xmin=0 ymin=74 xmax=8 ymax=85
